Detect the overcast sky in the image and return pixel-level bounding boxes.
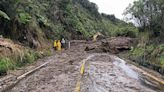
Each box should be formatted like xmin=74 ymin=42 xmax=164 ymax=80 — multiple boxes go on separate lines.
xmin=89 ymin=0 xmax=136 ymax=20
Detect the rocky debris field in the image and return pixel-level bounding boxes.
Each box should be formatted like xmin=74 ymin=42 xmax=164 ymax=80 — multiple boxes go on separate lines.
xmin=85 ymin=37 xmax=134 ymax=54
xmin=0 ymin=40 xmax=163 ymax=92
xmin=8 ymin=42 xmax=88 ymax=92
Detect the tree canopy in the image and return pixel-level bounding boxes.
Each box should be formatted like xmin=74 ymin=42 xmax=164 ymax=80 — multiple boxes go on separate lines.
xmin=124 ymin=0 xmax=164 ymax=37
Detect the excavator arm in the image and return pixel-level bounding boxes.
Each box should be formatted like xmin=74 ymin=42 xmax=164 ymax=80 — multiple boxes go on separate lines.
xmin=92 ymin=32 xmax=104 ymax=41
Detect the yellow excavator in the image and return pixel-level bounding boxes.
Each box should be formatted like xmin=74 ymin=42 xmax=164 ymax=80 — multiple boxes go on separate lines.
xmin=92 ymin=32 xmax=104 ymax=41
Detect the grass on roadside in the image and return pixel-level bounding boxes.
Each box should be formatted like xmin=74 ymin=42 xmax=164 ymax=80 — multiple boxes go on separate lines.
xmin=0 ymin=49 xmax=52 ymax=76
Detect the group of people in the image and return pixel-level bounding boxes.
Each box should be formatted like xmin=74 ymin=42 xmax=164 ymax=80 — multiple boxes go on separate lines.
xmin=54 ymin=38 xmax=66 ymax=51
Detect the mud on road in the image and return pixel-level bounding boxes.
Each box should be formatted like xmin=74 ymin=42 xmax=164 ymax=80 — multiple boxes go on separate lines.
xmin=81 ymin=54 xmax=156 ymax=92
xmin=8 ymin=42 xmax=163 ymax=92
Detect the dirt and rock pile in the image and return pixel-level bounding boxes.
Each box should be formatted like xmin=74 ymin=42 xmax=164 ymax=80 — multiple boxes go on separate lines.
xmin=0 ymin=38 xmax=23 ymax=57
xmin=85 ymin=37 xmax=134 ymax=54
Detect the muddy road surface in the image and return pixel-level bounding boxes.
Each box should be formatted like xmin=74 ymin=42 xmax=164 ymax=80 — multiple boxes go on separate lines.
xmin=8 ymin=42 xmax=163 ymax=92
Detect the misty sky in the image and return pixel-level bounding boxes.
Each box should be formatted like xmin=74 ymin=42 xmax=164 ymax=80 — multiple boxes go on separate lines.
xmin=89 ymin=0 xmax=136 ymax=19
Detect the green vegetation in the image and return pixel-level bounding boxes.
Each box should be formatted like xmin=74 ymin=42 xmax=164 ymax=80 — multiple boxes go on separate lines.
xmin=160 ymin=56 xmax=164 ymax=67
xmin=0 ymin=0 xmax=137 ymax=41
xmin=125 ymin=0 xmax=164 ymax=38
xmin=0 ymin=50 xmax=38 ymax=75
xmin=15 ymin=50 xmax=39 ymax=67
xmin=0 ymin=0 xmax=138 ymax=75
xmin=0 ymin=58 xmax=14 ymax=75
xmin=0 ymin=0 xmax=163 ymax=75
xmin=0 ymin=10 xmax=10 ymax=20
xmin=124 ymin=0 xmax=164 ymax=74
xmin=0 ymin=48 xmax=52 ymax=75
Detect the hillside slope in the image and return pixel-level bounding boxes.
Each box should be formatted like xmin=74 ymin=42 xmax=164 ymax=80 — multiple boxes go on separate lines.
xmin=0 ymin=0 xmax=137 ymax=75
xmin=124 ymin=0 xmax=164 ymax=75
xmin=0 ymin=0 xmax=137 ymax=48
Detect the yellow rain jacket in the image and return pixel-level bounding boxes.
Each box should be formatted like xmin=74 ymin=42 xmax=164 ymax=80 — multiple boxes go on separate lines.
xmin=54 ymin=40 xmax=57 ymax=48
xmin=57 ymin=40 xmax=61 ymax=51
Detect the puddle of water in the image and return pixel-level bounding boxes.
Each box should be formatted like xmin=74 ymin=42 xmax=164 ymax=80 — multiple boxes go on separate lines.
xmin=113 ymin=57 xmax=139 ymax=80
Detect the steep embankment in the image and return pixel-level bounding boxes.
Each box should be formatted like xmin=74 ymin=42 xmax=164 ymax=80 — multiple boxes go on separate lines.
xmin=123 ymin=0 xmax=164 ymax=75
xmin=0 ymin=0 xmax=137 ymax=75
xmin=0 ymin=38 xmax=52 ymax=75
xmin=0 ymin=0 xmax=137 ymax=48
xmin=128 ymin=33 xmax=164 ymax=75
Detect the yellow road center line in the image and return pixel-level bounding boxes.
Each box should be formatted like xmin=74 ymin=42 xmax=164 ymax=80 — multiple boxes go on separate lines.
xmin=80 ymin=61 xmax=85 ymax=75
xmin=75 ymin=81 xmax=81 ymax=92
xmin=75 ymin=60 xmax=86 ymax=92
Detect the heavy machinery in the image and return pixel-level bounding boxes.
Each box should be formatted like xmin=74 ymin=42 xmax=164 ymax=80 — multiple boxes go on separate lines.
xmin=92 ymin=32 xmax=104 ymax=41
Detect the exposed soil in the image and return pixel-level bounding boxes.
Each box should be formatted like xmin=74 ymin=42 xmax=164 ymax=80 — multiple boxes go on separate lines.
xmin=8 ymin=42 xmax=88 ymax=92
xmin=0 ymin=38 xmax=23 ymax=57
xmin=85 ymin=37 xmax=134 ymax=54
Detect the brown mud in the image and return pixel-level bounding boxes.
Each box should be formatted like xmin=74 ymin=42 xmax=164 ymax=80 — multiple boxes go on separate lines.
xmin=0 ymin=40 xmax=163 ymax=92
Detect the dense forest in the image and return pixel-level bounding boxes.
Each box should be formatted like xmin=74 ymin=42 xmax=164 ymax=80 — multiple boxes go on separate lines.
xmin=124 ymin=0 xmax=164 ymax=74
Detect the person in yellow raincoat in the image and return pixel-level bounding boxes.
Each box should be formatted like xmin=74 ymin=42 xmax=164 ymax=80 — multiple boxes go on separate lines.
xmin=56 ymin=40 xmax=61 ymax=51
xmin=54 ymin=40 xmax=57 ymax=50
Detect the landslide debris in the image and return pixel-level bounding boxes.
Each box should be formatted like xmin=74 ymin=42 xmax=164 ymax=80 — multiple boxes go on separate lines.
xmin=0 ymin=38 xmax=23 ymax=57
xmin=85 ymin=37 xmax=134 ymax=54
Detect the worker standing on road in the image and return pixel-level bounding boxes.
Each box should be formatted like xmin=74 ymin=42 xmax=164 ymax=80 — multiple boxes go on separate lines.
xmin=54 ymin=40 xmax=57 ymax=50
xmin=57 ymin=40 xmax=61 ymax=51
xmin=61 ymin=38 xmax=66 ymax=49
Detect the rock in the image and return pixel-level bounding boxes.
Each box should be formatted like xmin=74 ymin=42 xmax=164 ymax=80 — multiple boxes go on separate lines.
xmin=85 ymin=46 xmax=95 ymax=51
xmin=101 ymin=37 xmax=133 ymax=53
xmin=85 ymin=37 xmax=133 ymax=54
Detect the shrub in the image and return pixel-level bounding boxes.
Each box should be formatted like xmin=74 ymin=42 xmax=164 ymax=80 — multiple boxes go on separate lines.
xmin=160 ymin=56 xmax=164 ymax=67
xmin=113 ymin=27 xmax=138 ymax=38
xmin=146 ymin=45 xmax=155 ymax=54
xmin=16 ymin=51 xmax=39 ymax=67
xmin=131 ymin=47 xmax=145 ymax=57
xmin=18 ymin=12 xmax=32 ymax=24
xmin=0 ymin=58 xmax=14 ymax=75
xmin=0 ymin=10 xmax=10 ymax=20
